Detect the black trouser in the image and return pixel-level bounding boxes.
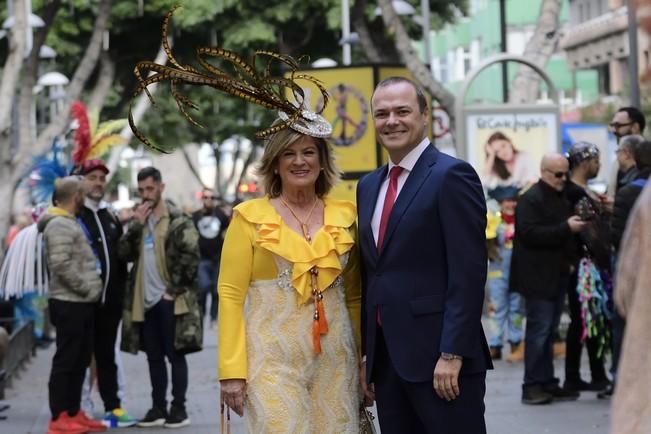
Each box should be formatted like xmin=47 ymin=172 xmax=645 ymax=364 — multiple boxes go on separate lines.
xmin=142 ymin=299 xmax=188 ymax=411
xmin=94 ymin=302 xmax=122 ymax=412
xmin=609 ymin=309 xmax=625 ymax=381
xmin=48 ymin=299 xmax=95 ymax=419
xmin=565 ymin=271 xmax=608 ymax=383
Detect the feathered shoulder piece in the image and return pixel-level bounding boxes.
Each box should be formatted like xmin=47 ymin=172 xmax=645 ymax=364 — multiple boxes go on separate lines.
xmin=129 ymin=5 xmax=332 ymax=153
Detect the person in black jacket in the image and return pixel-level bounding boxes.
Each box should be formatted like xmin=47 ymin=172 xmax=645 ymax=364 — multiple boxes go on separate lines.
xmin=510 ymin=153 xmax=586 ymax=405
xmin=563 ymin=142 xmax=612 ymax=394
xmin=76 ymin=159 xmax=136 ymax=428
xmin=603 ymin=139 xmax=651 ymax=399
xmin=611 ymin=140 xmax=651 ymax=252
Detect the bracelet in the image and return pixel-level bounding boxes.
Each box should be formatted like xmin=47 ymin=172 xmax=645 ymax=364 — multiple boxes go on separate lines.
xmin=440 ymin=352 xmax=463 ymax=361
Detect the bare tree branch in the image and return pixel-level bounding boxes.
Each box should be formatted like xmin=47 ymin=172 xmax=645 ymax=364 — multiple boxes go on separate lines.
xmin=376 ymin=0 xmax=457 ymax=134
xmin=181 ymin=145 xmax=208 ymax=190
xmin=32 ymin=0 xmax=114 ymax=162
xmin=88 ymin=51 xmax=116 ymax=114
xmin=509 ymin=0 xmax=563 ymax=103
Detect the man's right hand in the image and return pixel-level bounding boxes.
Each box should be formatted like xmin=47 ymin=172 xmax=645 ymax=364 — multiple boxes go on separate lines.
xmin=360 ymin=360 xmax=375 ymax=406
xmin=220 ymin=379 xmax=246 ymax=417
xmin=133 ymin=202 xmax=152 ymax=225
xmin=567 ymin=215 xmax=587 ymax=233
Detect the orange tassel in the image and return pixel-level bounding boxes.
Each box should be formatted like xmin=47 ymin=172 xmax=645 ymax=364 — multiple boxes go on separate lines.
xmin=313 ymin=318 xmax=322 ymax=354
xmin=317 ymin=299 xmax=328 ymax=334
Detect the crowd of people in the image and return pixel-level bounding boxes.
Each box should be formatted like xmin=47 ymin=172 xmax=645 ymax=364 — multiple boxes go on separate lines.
xmin=0 ymin=33 xmax=648 ymax=434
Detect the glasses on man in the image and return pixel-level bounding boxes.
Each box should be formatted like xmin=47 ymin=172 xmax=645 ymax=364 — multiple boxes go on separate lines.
xmin=609 ymin=121 xmax=633 ymax=130
xmin=544 ymin=168 xmax=567 ymax=179
xmin=203 ymin=195 xmax=216 ymax=200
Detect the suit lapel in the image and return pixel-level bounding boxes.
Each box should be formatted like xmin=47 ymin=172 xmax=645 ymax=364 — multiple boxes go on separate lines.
xmin=379 ymin=145 xmax=438 ymax=255
xmin=359 ymin=166 xmax=387 ymax=262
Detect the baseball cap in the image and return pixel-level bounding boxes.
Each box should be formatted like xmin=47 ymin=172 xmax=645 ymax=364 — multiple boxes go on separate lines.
xmin=75 ymin=159 xmax=110 ymax=176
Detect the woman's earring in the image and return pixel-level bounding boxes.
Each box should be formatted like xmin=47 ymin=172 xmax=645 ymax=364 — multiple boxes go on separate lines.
xmin=274 ymin=169 xmax=278 ymax=175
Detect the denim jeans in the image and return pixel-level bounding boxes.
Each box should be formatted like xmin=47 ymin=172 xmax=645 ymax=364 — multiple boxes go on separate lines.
xmin=487 ymin=277 xmax=524 ymax=347
xmin=523 ymin=276 xmax=567 ymax=387
xmin=198 ymin=258 xmax=219 ymax=322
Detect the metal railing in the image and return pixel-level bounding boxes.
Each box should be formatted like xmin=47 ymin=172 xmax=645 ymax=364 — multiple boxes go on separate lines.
xmin=0 ymin=319 xmax=35 ymax=400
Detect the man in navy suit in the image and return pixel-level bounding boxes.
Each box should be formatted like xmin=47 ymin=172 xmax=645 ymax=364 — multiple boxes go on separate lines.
xmin=357 ymin=77 xmax=492 ymax=434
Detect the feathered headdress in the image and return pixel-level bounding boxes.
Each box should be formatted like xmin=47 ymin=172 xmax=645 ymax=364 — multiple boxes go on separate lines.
xmin=70 ymin=101 xmax=127 ymax=166
xmin=25 ymin=139 xmax=69 ymax=204
xmin=129 ymin=5 xmax=332 ymax=153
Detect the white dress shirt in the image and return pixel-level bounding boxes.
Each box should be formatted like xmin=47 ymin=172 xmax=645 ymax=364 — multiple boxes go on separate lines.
xmin=371 ymin=138 xmax=432 ymax=245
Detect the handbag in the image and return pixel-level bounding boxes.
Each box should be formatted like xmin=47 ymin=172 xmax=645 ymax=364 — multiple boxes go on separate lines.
xmin=220 ymin=404 xmax=231 ymax=434
xmin=359 ymin=404 xmax=378 ymax=434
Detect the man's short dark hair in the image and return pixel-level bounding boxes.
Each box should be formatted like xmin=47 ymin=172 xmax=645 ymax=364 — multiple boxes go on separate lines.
xmin=137 ymin=166 xmax=162 ymax=183
xmin=617 ymin=107 xmax=646 ymax=132
xmin=632 ymin=140 xmax=651 ymax=169
xmin=374 ymin=76 xmax=429 ymax=114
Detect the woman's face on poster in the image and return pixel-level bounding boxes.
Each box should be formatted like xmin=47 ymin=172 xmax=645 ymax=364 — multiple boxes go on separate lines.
xmin=490 ymin=138 xmax=515 ymax=162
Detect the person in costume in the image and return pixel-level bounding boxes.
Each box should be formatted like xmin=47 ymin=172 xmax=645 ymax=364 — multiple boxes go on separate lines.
xmin=127 ymin=8 xmax=363 ymax=432
xmin=485 ymin=186 xmax=524 ymax=362
xmin=563 ymin=142 xmax=612 ymax=394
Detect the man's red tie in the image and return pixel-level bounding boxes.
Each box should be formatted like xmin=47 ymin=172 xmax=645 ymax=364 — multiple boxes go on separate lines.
xmin=376 ymin=166 xmax=403 ymax=325
xmin=377 ymin=166 xmax=403 ymax=252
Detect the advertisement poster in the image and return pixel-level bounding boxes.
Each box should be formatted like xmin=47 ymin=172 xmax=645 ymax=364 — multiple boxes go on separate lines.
xmin=289 ymin=67 xmax=378 ymax=174
xmin=465 ymin=112 xmax=559 ymax=190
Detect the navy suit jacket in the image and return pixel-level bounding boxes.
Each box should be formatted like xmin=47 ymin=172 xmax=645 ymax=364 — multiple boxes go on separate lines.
xmin=357 ymin=144 xmax=492 ymax=383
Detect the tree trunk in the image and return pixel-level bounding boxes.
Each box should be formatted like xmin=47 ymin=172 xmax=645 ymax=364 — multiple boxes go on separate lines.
xmin=88 ymin=51 xmax=116 ymax=114
xmin=105 ymin=38 xmax=172 ymax=181
xmin=212 ymin=144 xmax=223 ymax=196
xmin=17 ymin=0 xmax=63 ymax=155
xmin=509 ymin=0 xmax=563 ymax=104
xmin=181 ymin=145 xmax=208 ymax=190
xmin=351 ymin=0 xmax=383 ymax=62
xmin=0 ymin=0 xmax=27 ymax=256
xmin=376 ymin=0 xmax=457 ymax=135
xmin=235 ymin=145 xmax=257 ymax=201
xmin=33 ymin=0 xmax=114 ymax=161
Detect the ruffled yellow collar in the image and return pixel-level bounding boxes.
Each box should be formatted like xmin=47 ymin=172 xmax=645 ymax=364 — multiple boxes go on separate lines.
xmin=234 ymin=196 xmax=356 ymax=304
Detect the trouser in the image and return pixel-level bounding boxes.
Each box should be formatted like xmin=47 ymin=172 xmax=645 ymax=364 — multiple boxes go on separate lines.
xmin=565 ymin=271 xmax=608 ymax=383
xmin=142 ymin=299 xmax=188 ymax=411
xmin=94 ymin=302 xmax=123 ymax=412
xmin=523 ymin=277 xmax=566 ymax=387
xmin=487 ymin=277 xmax=524 ymax=348
xmin=198 ymin=258 xmax=219 ymax=322
xmin=48 ymin=299 xmax=95 ymax=419
xmin=373 ymin=328 xmax=487 ymax=434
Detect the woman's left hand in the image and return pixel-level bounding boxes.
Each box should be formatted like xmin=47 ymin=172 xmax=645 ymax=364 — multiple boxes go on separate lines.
xmin=220 ymin=379 xmax=247 ymax=416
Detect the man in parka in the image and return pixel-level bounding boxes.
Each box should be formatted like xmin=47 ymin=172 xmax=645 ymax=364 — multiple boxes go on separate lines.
xmin=118 ymin=167 xmax=201 ymax=429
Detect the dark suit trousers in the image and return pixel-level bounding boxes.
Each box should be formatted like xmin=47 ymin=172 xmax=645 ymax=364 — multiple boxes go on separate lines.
xmin=373 ymin=329 xmax=487 ymax=434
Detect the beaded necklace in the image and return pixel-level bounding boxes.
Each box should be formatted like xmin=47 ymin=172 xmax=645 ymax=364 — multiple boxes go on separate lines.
xmin=279 ymin=196 xmax=328 ymax=354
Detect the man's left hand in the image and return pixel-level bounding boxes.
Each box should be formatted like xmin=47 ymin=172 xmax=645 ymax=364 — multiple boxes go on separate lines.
xmin=433 ymin=357 xmax=462 ymax=401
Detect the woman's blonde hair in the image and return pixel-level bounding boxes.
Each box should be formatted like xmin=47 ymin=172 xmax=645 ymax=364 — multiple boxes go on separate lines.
xmin=257 ymin=121 xmax=340 ymax=198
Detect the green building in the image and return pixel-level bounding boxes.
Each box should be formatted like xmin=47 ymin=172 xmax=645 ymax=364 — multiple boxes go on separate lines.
xmin=418 ymin=0 xmax=600 ymax=107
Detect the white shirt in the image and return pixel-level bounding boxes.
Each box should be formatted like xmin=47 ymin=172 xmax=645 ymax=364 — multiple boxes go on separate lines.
xmin=372 ymin=138 xmax=432 ymax=245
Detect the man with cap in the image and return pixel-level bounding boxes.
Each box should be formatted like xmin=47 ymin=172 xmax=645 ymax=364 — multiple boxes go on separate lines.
xmin=563 ymin=143 xmax=612 ymax=394
xmin=75 ymin=159 xmax=136 ymax=428
xmin=486 ymin=186 xmax=524 ymax=363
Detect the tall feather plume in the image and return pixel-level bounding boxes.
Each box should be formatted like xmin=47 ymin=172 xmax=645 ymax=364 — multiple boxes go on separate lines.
xmin=71 ymin=101 xmax=92 ymax=164
xmin=25 ymin=141 xmax=69 ymax=204
xmin=129 ymin=5 xmax=330 ymax=153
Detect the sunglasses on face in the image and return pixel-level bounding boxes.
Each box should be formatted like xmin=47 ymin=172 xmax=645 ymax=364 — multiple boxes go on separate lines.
xmin=544 ymin=168 xmax=567 ymax=179
xmin=203 ymin=196 xmax=216 ymax=200
xmin=609 ymin=121 xmax=633 ymax=130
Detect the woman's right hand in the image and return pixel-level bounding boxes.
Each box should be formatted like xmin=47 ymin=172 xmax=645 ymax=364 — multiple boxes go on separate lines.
xmin=220 ymin=379 xmax=247 ymax=417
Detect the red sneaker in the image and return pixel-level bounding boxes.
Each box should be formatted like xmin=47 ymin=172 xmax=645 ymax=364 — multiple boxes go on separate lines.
xmin=72 ymin=410 xmax=107 ymax=432
xmin=47 ymin=411 xmax=88 ymax=434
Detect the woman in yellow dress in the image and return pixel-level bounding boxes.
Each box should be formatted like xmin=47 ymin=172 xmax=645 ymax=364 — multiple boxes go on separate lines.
xmin=218 ymin=115 xmax=362 ymax=433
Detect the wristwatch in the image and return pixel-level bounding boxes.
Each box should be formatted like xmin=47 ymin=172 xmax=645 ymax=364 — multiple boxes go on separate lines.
xmin=440 ymin=352 xmax=463 ymax=361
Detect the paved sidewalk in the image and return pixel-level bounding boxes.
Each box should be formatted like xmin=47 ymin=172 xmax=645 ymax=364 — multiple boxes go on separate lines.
xmin=3 ymin=326 xmax=611 ymax=433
